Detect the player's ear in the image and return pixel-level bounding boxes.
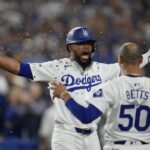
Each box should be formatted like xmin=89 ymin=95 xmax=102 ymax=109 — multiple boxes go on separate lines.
xmin=67 ymin=45 xmax=72 ymax=53
xmin=118 ymin=55 xmax=123 ymax=64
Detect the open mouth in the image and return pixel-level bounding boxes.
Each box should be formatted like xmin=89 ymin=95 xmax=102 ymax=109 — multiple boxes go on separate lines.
xmin=81 ymin=54 xmax=90 ymax=60
xmin=81 ymin=51 xmax=91 ymax=61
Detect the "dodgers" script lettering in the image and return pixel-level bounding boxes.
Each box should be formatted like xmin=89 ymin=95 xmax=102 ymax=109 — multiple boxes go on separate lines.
xmin=61 ymin=74 xmax=102 ymax=91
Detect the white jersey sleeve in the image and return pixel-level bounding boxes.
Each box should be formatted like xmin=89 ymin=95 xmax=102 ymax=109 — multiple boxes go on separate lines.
xmin=98 ymin=63 xmax=121 ymax=81
xmin=29 ymin=59 xmax=62 ymax=82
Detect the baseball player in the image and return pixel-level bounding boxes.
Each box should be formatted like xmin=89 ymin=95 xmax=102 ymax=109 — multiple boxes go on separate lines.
xmin=0 ymin=27 xmax=149 ymax=150
xmin=52 ymin=42 xmax=150 ymax=150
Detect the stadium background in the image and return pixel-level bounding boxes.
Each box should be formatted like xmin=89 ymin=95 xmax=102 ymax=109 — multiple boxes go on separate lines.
xmin=0 ymin=0 xmax=149 ymax=149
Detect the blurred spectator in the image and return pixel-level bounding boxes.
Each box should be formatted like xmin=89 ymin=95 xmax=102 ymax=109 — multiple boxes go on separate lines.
xmin=38 ymin=103 xmax=55 ymax=150
xmin=20 ymin=82 xmax=48 ymax=138
xmin=0 ymin=95 xmax=7 ymax=138
xmin=3 ymin=86 xmax=23 ymax=138
xmin=0 ymin=75 xmax=9 ymax=96
xmin=93 ymin=44 xmax=115 ymax=63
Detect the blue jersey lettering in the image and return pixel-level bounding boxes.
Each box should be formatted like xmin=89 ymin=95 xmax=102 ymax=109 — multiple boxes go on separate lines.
xmin=126 ymin=90 xmax=149 ymax=101
xmin=61 ymin=74 xmax=102 ymax=91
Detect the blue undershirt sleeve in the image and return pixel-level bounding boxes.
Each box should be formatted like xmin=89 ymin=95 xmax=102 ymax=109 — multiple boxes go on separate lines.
xmin=65 ymin=98 xmax=103 ymax=124
xmin=18 ymin=62 xmax=33 ymax=79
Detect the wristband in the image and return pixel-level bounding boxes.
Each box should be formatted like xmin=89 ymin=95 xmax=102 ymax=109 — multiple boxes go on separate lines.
xmin=60 ymin=91 xmax=69 ymax=100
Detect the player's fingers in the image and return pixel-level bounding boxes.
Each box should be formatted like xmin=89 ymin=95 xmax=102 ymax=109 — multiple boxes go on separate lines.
xmin=50 ymin=86 xmax=55 ymax=90
xmin=51 ymin=82 xmax=59 ymax=86
xmin=50 ymin=82 xmax=58 ymax=90
xmin=51 ymin=82 xmax=64 ymax=89
xmin=51 ymin=82 xmax=63 ymax=89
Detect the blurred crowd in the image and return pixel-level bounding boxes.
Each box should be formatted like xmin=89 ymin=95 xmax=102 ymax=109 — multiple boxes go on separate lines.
xmin=0 ymin=0 xmax=149 ymax=149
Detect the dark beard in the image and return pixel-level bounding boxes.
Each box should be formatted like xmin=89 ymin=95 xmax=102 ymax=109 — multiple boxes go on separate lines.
xmin=75 ymin=55 xmax=92 ymax=70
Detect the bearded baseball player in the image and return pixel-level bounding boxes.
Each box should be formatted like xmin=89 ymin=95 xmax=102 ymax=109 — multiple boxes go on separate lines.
xmin=0 ymin=27 xmax=149 ymax=150
xmin=52 ymin=42 xmax=150 ymax=150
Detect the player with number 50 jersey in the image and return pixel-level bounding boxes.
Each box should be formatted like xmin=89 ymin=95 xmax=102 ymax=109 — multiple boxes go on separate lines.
xmin=52 ymin=42 xmax=150 ymax=150
xmin=88 ymin=75 xmax=150 ymax=150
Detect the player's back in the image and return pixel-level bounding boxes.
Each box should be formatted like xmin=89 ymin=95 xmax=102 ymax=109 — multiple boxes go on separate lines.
xmin=104 ymin=75 xmax=150 ymax=143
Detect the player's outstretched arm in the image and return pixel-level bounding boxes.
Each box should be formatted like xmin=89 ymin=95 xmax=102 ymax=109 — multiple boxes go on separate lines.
xmin=0 ymin=55 xmax=33 ymax=79
xmin=0 ymin=55 xmax=20 ymax=75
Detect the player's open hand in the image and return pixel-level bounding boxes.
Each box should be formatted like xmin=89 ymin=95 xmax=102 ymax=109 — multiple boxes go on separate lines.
xmin=51 ymin=83 xmax=69 ymax=101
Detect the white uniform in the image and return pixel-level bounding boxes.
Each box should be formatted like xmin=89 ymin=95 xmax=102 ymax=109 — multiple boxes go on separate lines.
xmin=29 ymin=58 xmax=120 ymax=150
xmin=86 ymin=75 xmax=150 ymax=150
xmin=38 ymin=105 xmax=55 ymax=150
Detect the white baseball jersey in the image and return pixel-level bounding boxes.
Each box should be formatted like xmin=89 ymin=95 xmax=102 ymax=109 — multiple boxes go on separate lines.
xmin=86 ymin=75 xmax=150 ymax=143
xmin=29 ymin=58 xmax=120 ymax=128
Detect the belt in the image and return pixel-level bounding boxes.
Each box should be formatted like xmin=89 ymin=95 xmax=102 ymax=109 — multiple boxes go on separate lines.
xmin=75 ymin=127 xmax=93 ymax=134
xmin=55 ymin=122 xmax=96 ymax=135
xmin=114 ymin=140 xmax=149 ymax=145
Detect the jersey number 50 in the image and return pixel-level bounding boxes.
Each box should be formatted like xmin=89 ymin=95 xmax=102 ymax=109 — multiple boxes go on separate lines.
xmin=118 ymin=104 xmax=150 ymax=131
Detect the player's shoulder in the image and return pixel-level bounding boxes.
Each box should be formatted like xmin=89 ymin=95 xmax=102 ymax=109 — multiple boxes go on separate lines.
xmin=142 ymin=76 xmax=150 ymax=81
xmin=103 ymin=76 xmax=125 ymax=88
xmin=92 ymin=61 xmax=109 ymax=66
xmin=99 ymin=77 xmax=120 ymax=90
xmin=55 ymin=58 xmax=70 ymax=64
xmin=45 ymin=58 xmax=70 ymax=65
xmin=122 ymin=75 xmax=150 ymax=81
xmin=107 ymin=75 xmax=122 ymax=83
xmin=140 ymin=76 xmax=150 ymax=85
xmin=112 ymin=75 xmax=150 ymax=86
